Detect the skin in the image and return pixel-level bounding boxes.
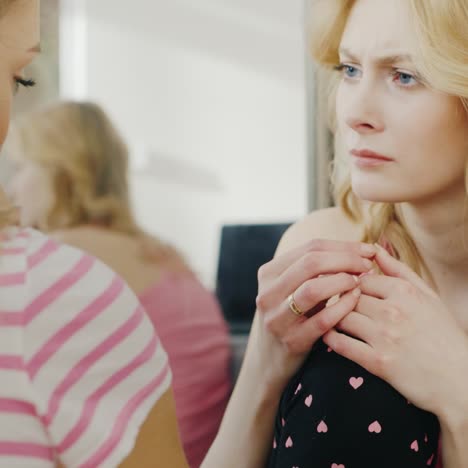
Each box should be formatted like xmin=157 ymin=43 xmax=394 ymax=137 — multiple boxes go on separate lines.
xmin=205 ymin=1 xmax=468 ymax=467
xmin=0 ymin=1 xmax=188 ymax=467
xmin=8 ymin=159 xmax=55 ymax=227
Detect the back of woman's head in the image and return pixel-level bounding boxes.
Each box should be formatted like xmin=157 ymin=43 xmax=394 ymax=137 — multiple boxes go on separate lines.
xmin=9 ymin=101 xmax=140 ymax=234
xmin=307 ymin=0 xmax=468 ymax=275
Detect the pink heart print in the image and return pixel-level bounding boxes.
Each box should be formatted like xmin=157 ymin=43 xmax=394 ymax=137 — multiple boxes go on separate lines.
xmin=305 ymin=395 xmax=313 ymax=407
xmin=281 ymin=418 xmax=285 ymax=427
xmin=349 ymin=377 xmax=364 ymax=390
xmin=294 ymin=383 xmax=302 ymax=395
xmin=317 ymin=420 xmax=328 ymax=433
xmin=331 ymin=464 xmax=345 ymax=468
xmin=411 ymin=440 xmax=419 ymax=452
xmin=368 ymin=421 xmax=382 ymax=433
xmin=273 ymin=438 xmax=276 ymax=449
xmin=427 ymin=454 xmax=434 ymax=465
xmin=285 ymin=436 xmax=293 ymax=448
xmin=424 ymin=433 xmax=428 ymax=443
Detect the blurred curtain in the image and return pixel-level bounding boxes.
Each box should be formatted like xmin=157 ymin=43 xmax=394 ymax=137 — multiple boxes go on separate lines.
xmin=304 ymin=0 xmax=334 ymax=211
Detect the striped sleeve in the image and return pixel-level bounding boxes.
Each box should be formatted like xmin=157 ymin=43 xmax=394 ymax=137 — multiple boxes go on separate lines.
xmin=22 ymin=233 xmax=172 ymax=467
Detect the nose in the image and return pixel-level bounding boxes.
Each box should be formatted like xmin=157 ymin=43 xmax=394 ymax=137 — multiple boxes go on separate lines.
xmin=343 ymin=79 xmax=385 ymax=135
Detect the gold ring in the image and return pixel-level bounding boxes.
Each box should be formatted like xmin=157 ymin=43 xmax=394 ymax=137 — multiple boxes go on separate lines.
xmin=288 ymin=293 xmax=304 ymax=317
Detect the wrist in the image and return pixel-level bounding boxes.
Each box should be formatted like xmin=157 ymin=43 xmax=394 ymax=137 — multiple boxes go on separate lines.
xmin=438 ymin=398 xmax=468 ymax=435
xmin=239 ymin=352 xmax=286 ymax=403
xmin=436 ymin=373 xmax=468 ymax=432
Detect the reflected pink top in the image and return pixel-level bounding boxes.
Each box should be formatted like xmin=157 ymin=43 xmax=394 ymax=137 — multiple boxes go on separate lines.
xmin=139 ymin=272 xmax=232 ymax=468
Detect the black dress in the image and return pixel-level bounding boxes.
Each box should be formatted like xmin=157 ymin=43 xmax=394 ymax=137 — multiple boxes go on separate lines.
xmin=267 ymin=339 xmax=440 ymax=468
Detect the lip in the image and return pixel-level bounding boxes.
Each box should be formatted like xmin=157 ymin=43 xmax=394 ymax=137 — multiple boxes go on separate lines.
xmin=350 ymin=149 xmax=394 ymax=167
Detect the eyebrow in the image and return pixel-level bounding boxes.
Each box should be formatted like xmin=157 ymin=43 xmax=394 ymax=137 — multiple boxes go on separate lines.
xmin=339 ymin=47 xmax=413 ymax=65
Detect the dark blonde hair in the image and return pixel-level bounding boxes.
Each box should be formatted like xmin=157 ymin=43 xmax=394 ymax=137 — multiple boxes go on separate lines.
xmin=308 ymin=0 xmax=468 ymax=276
xmin=10 ymin=101 xmax=140 ymax=234
xmin=9 ymin=101 xmax=186 ymax=265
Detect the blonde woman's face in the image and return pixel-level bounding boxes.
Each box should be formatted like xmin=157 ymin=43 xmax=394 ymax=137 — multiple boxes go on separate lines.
xmin=336 ymin=0 xmax=468 ymax=204
xmin=9 ymin=159 xmax=55 ymax=228
xmin=0 ymin=0 xmax=40 ymax=148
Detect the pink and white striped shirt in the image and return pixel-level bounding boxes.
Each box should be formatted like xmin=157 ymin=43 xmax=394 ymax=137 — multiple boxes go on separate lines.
xmin=0 ymin=227 xmax=171 ymax=467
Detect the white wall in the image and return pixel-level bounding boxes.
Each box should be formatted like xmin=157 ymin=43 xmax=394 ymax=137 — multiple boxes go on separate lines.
xmin=60 ymin=0 xmax=308 ymax=288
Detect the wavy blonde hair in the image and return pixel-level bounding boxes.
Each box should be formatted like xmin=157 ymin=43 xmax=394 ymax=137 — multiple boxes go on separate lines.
xmin=9 ymin=101 xmax=183 ymax=263
xmin=308 ymin=0 xmax=468 ymax=276
xmin=9 ymin=101 xmax=141 ymax=234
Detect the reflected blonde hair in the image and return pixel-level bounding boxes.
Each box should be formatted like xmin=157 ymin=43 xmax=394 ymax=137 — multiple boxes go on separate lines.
xmin=308 ymin=0 xmax=468 ymax=276
xmin=10 ymin=101 xmax=140 ymax=233
xmin=9 ymin=101 xmax=180 ymax=263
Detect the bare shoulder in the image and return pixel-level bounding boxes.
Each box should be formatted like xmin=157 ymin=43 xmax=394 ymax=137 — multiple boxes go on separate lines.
xmin=276 ymin=207 xmax=364 ymax=256
xmin=50 ymin=226 xmax=187 ymax=295
xmin=50 ymin=226 xmax=114 ymax=251
xmin=50 ymin=226 xmax=138 ymax=274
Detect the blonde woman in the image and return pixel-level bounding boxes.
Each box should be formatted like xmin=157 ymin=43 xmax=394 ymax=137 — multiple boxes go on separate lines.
xmin=0 ymin=1 xmax=189 ymax=467
xmin=204 ymin=0 xmax=468 ymax=467
xmin=7 ymin=101 xmax=232 ymax=468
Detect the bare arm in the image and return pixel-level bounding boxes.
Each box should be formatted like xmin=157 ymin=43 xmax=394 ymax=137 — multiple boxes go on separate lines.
xmin=201 ymin=314 xmax=283 ymax=468
xmin=119 ymin=389 xmax=188 ymax=468
xmin=203 ymin=210 xmax=373 ymax=468
xmin=57 ymin=390 xmax=188 ymax=468
xmin=438 ymin=389 xmax=468 ymax=468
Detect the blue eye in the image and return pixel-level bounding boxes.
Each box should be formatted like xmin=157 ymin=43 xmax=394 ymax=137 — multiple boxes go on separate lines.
xmin=393 ymin=71 xmax=417 ymax=86
xmin=343 ymin=65 xmax=358 ymax=78
xmin=334 ymin=64 xmax=360 ymax=79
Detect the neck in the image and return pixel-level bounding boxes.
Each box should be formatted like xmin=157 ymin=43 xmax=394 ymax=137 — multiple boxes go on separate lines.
xmin=399 ymin=183 xmax=468 ymax=291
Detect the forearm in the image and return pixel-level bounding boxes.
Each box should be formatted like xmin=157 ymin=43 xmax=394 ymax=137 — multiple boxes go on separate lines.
xmin=439 ymin=418 xmax=468 ymax=468
xmin=202 ymin=316 xmax=288 ymax=468
xmin=202 ymin=358 xmax=281 ymax=468
xmin=437 ymin=376 xmax=468 ymax=468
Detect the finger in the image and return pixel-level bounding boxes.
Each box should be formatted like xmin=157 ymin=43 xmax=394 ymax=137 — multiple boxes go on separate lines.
xmin=262 ymin=239 xmax=376 ymax=278
xmin=264 ymin=273 xmax=359 ymax=334
xmin=359 ymin=274 xmax=401 ymax=299
xmin=354 ymin=293 xmax=386 ymax=319
xmin=373 ymin=244 xmax=436 ymax=297
xmin=282 ymin=288 xmax=361 ymax=354
xmin=323 ymin=328 xmax=376 ymax=375
xmin=293 ymin=273 xmax=359 ymax=315
xmin=336 ymin=311 xmax=377 ymax=345
xmin=263 ymin=251 xmax=372 ymax=307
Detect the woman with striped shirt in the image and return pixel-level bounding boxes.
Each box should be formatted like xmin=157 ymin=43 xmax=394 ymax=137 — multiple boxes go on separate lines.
xmin=0 ymin=1 xmax=188 ymax=466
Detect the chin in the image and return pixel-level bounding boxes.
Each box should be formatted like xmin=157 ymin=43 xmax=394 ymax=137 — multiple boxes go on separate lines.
xmin=350 ymin=179 xmax=408 ymax=204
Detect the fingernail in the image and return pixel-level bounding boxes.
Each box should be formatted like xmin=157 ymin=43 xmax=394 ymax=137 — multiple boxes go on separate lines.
xmin=352 ymin=287 xmax=361 ymax=297
xmin=360 ymin=243 xmax=376 ymax=255
xmin=374 ymin=243 xmax=388 ymax=254
xmin=352 ymin=275 xmax=359 ymax=284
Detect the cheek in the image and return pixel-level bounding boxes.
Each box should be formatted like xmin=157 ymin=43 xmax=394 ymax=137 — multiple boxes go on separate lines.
xmin=335 ymin=83 xmax=346 ymax=128
xmin=0 ymin=92 xmax=12 ymax=147
xmin=399 ymin=98 xmax=468 ymax=173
